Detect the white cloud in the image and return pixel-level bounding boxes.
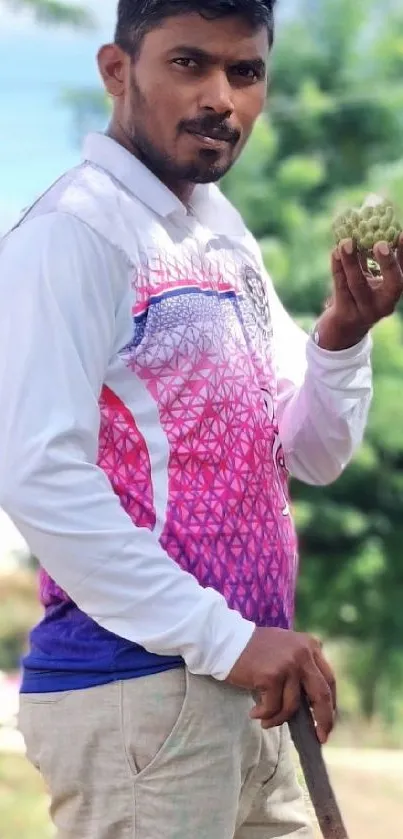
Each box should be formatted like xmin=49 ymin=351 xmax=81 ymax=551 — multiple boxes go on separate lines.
xmin=0 ymin=1 xmax=116 ymax=35
xmin=0 ymin=5 xmax=31 ymax=29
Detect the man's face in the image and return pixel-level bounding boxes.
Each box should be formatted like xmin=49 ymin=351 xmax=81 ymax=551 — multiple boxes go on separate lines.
xmin=111 ymin=13 xmax=269 ymax=189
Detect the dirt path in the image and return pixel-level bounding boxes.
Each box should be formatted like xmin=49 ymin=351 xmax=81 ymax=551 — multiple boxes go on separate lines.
xmin=311 ymin=749 xmax=403 ymax=839
xmin=1 ymin=736 xmax=402 ymax=838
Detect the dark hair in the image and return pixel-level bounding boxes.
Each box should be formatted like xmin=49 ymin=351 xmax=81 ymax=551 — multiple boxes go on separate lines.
xmin=115 ymin=0 xmax=277 ymax=57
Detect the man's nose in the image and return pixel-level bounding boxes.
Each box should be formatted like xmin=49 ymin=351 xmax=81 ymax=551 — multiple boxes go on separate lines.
xmin=198 ymin=71 xmax=234 ymax=116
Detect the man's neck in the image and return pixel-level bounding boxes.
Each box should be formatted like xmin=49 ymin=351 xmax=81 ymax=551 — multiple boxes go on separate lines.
xmin=106 ymin=124 xmax=194 ymax=206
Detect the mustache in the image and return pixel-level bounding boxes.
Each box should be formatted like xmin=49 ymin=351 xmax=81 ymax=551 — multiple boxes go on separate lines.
xmin=180 ymin=116 xmax=241 ymax=146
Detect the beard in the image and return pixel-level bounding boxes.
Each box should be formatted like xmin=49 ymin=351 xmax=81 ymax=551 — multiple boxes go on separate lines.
xmin=131 ymin=134 xmax=231 ymax=185
xmin=125 ymin=75 xmax=240 ymax=188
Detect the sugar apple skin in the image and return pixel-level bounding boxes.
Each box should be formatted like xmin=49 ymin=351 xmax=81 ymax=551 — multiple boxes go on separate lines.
xmin=333 ymin=199 xmax=402 ymax=253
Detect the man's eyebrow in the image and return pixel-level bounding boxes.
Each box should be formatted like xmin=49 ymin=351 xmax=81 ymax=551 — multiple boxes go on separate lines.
xmin=166 ymin=45 xmax=215 ymax=61
xmin=167 ymin=44 xmax=266 ymax=70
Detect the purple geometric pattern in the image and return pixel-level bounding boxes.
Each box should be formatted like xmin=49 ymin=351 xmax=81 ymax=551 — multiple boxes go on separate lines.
xmin=125 ymin=251 xmax=298 ymax=629
xmin=38 ymin=247 xmax=298 ymax=630
xmin=38 ymin=385 xmax=156 ymax=609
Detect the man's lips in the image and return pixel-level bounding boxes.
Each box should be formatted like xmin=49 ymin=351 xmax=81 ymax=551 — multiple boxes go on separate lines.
xmin=184 ymin=127 xmax=239 ymax=146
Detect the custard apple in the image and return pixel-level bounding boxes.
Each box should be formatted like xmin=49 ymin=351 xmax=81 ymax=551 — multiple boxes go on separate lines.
xmin=333 ymin=197 xmax=401 ymax=252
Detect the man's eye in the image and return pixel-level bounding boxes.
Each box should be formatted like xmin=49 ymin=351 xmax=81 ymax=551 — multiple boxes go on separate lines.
xmin=172 ymin=58 xmax=198 ymax=69
xmin=233 ymin=66 xmax=261 ymax=81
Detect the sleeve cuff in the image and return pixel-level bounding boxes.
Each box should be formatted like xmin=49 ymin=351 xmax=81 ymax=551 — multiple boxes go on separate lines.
xmin=186 ymin=596 xmax=256 ymax=681
xmin=209 ymin=616 xmax=256 ymax=681
xmin=307 ymin=332 xmax=372 ymax=368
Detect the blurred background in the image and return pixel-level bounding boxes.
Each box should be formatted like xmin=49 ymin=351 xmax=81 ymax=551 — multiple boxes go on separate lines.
xmin=1 ymin=0 xmax=403 ymax=836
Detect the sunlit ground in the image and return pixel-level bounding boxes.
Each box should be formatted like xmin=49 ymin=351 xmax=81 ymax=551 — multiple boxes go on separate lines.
xmin=1 ymin=739 xmax=402 ymax=839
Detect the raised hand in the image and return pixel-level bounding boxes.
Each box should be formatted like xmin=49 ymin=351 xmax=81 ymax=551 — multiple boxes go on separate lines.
xmin=314 ymin=234 xmax=403 ymax=351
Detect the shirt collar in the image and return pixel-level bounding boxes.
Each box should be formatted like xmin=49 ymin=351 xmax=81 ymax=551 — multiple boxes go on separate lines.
xmin=82 ymin=131 xmax=246 ymax=237
xmin=82 ymin=132 xmax=189 ymax=219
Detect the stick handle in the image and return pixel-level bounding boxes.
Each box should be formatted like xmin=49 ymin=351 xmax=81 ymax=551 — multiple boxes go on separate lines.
xmin=288 ymin=696 xmax=350 ymax=839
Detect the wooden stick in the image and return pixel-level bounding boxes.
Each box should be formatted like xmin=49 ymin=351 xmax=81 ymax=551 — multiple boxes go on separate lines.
xmin=288 ymin=696 xmax=350 ymax=839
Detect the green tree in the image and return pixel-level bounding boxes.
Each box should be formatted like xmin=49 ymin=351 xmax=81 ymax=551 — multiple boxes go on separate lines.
xmin=224 ymin=0 xmax=403 ymax=722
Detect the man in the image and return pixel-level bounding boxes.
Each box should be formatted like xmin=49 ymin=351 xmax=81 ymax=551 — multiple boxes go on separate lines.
xmin=0 ymin=1 xmax=402 ymax=837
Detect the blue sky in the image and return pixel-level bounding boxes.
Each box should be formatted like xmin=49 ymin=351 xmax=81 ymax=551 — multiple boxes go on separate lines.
xmin=0 ymin=1 xmax=116 ymax=231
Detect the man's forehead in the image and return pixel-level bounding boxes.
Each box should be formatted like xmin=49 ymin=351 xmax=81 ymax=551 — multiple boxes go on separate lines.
xmin=142 ymin=11 xmax=270 ymax=59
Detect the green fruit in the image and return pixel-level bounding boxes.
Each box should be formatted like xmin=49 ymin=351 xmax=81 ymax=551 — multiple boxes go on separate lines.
xmin=335 ymin=224 xmax=349 ymax=241
xmin=358 ymin=221 xmax=369 ymax=236
xmin=362 ymin=233 xmax=374 ymax=250
xmin=387 ymin=227 xmax=398 ymax=246
xmin=333 ymin=199 xmax=402 ymax=252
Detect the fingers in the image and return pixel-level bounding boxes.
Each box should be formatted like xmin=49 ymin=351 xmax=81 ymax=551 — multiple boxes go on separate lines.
xmin=249 ymin=675 xmax=300 ymax=729
xmin=228 ymin=627 xmax=337 ymax=741
xmin=331 ymin=247 xmax=355 ymax=307
xmin=398 ymin=233 xmax=403 ymax=272
xmin=261 ymin=675 xmax=301 ymax=729
xmin=372 ymin=240 xmax=403 ymax=314
xmin=249 ymin=677 xmax=285 ymax=723
xmin=338 ymin=239 xmax=373 ymax=315
xmin=250 ymin=654 xmax=334 ymax=742
xmin=313 ymin=647 xmax=337 ymax=714
xmin=301 ymin=660 xmax=334 ymax=745
xmin=358 ymin=250 xmax=381 ymax=285
xmin=336 ymin=236 xmax=403 ymax=323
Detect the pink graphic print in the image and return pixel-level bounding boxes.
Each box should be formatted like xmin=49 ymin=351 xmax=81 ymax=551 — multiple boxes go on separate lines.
xmin=125 ymin=247 xmax=298 ymax=628
xmin=38 ymin=385 xmax=156 ymax=609
xmin=39 ymin=245 xmax=298 ymax=628
xmin=132 ymin=245 xmax=237 ymax=318
xmin=98 ymin=385 xmax=156 ymax=529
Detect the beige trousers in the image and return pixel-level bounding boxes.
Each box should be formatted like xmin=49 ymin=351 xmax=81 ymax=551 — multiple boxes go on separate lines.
xmin=18 ymin=668 xmax=313 ymax=839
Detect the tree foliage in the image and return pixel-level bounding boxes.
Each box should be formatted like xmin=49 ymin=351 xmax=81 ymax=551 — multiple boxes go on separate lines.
xmin=222 ymin=0 xmax=403 ymax=721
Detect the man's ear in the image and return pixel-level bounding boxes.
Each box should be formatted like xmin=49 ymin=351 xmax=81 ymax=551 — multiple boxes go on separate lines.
xmin=97 ymin=44 xmax=128 ymax=97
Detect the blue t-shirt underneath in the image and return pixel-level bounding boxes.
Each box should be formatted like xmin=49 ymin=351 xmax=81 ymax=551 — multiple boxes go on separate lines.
xmin=21 ymin=600 xmax=184 ymax=693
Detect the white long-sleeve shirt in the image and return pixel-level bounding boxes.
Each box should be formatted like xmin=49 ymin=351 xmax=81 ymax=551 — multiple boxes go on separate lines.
xmin=0 ymin=134 xmax=372 ymax=689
